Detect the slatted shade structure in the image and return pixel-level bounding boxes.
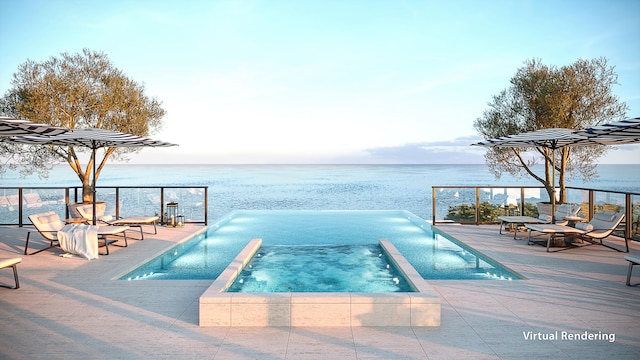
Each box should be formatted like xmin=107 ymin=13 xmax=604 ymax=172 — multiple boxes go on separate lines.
xmin=0 ymin=116 xmax=68 ymax=137
xmin=472 ymin=127 xmax=634 ymax=222
xmin=8 ymin=128 xmax=176 ymax=148
xmin=8 ymin=128 xmax=178 ymax=224
xmin=472 ymin=128 xmax=623 ymax=149
xmin=575 ymin=117 xmax=640 ymax=144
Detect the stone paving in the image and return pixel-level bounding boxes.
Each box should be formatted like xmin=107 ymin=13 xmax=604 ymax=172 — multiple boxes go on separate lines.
xmin=1 ymin=222 xmax=638 ymax=359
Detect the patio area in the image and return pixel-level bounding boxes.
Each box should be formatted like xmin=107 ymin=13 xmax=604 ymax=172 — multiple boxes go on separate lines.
xmin=0 ymin=222 xmax=638 ymax=359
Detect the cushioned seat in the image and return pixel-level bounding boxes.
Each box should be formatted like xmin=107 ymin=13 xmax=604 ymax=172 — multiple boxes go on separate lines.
xmin=25 ymin=211 xmax=65 ymax=255
xmin=0 ymin=257 xmax=22 ymax=289
xmin=625 ymin=255 xmax=640 ymax=286
xmin=75 ymin=205 xmax=157 ymax=240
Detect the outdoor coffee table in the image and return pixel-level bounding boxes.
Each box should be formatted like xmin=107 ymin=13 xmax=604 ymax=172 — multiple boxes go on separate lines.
xmin=65 ymin=217 xmax=88 ymax=224
xmin=563 ymin=216 xmax=586 ymax=227
xmin=525 ymin=223 xmax=585 ymax=252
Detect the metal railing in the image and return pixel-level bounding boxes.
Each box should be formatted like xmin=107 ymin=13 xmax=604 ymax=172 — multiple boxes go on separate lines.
xmin=432 ymin=185 xmax=640 ymax=242
xmin=0 ymin=186 xmax=208 ymax=226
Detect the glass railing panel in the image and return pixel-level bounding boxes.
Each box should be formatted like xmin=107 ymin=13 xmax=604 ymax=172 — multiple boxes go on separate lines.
xmin=118 ymin=187 xmax=163 ymax=218
xmin=0 ymin=189 xmax=20 ymax=225
xmin=479 ymin=187 xmax=517 ymax=222
xmin=524 ymin=188 xmax=548 ymax=218
xmin=161 ymin=187 xmax=206 ymax=223
xmin=440 ymin=187 xmax=477 ymax=223
xmin=594 ymin=191 xmax=627 ymax=237
xmin=19 ymin=188 xmax=68 ymax=225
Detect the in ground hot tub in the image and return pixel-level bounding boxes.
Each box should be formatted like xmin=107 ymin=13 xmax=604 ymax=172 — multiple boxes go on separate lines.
xmin=199 ymin=238 xmax=441 ymax=326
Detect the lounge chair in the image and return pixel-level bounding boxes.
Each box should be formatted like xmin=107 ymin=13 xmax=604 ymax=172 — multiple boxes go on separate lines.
xmin=625 ymin=255 xmax=640 ymax=286
xmin=25 ymin=211 xmax=65 ymax=255
xmin=0 ymin=258 xmax=22 ymax=289
xmin=26 ymin=211 xmax=129 ymax=255
xmin=498 ymin=203 xmax=581 ymax=239
xmin=525 ymin=211 xmax=626 ymax=252
xmin=75 ymin=204 xmax=158 ymax=240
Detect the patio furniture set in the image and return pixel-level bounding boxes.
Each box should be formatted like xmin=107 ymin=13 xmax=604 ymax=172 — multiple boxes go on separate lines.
xmin=23 ymin=204 xmax=158 ymax=258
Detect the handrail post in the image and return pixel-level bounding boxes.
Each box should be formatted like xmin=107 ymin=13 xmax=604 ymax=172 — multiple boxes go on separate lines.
xmin=432 ymin=187 xmax=437 ymax=224
xmin=160 ymin=187 xmax=165 ymax=225
xmin=475 ymin=187 xmax=480 ymax=225
xmin=18 ymin=188 xmax=23 ymax=227
xmin=115 ymin=187 xmax=120 ymax=219
xmin=520 ymin=188 xmax=525 ymax=216
xmin=626 ymin=193 xmax=632 ymax=242
xmin=204 ymin=186 xmax=209 ymax=225
xmin=65 ymin=188 xmax=70 ymax=219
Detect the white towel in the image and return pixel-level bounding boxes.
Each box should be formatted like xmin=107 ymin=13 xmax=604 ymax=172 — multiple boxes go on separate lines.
xmin=57 ymin=224 xmax=99 ymax=260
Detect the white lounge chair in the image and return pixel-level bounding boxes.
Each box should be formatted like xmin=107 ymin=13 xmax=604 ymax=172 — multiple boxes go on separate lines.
xmin=625 ymin=255 xmax=640 ymax=286
xmin=75 ymin=204 xmax=158 ymax=240
xmin=0 ymin=258 xmax=22 ymax=289
xmin=26 ymin=211 xmax=129 ymax=255
xmin=498 ymin=203 xmax=581 ymax=239
xmin=25 ymin=211 xmax=65 ymax=255
xmin=525 ymin=211 xmax=626 ymax=252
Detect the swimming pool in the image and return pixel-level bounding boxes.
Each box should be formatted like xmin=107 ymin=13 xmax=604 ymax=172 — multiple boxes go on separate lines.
xmin=120 ymin=210 xmax=520 ymax=281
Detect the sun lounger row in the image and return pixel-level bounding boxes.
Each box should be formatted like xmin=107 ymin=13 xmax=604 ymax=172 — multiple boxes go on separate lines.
xmin=24 ymin=209 xmax=158 ymax=257
xmin=497 ymin=203 xmax=582 ymax=239
xmin=525 ymin=211 xmax=627 ymax=253
xmin=73 ymin=204 xmax=158 ymax=240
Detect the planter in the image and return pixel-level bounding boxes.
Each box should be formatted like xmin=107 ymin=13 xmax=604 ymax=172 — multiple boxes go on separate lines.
xmin=69 ymin=202 xmax=106 ymax=219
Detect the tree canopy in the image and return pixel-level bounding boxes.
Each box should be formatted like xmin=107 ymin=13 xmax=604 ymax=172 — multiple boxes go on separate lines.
xmin=1 ymin=49 xmax=166 ymax=202
xmin=474 ymin=57 xmax=628 ymax=203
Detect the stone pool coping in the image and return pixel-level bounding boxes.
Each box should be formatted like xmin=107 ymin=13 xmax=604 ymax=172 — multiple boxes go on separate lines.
xmin=199 ymin=238 xmax=441 ymax=327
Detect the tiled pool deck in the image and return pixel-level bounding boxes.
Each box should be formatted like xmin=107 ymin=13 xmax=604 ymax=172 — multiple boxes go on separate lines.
xmin=1 ymin=223 xmax=639 ymax=359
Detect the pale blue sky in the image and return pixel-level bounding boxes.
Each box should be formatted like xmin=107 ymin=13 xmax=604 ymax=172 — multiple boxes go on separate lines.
xmin=1 ymin=0 xmax=639 ymax=164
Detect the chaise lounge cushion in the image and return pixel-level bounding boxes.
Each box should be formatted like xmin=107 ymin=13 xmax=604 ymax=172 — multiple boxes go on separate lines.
xmin=575 ymin=222 xmax=594 ymax=232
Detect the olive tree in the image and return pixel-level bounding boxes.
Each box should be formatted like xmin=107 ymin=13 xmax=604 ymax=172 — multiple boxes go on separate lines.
xmin=474 ymin=57 xmax=628 ymax=203
xmin=1 ymin=49 xmax=166 ymax=202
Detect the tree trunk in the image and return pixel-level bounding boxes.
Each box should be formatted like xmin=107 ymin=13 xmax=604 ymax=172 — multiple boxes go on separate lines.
xmin=82 ymin=183 xmax=92 ymax=203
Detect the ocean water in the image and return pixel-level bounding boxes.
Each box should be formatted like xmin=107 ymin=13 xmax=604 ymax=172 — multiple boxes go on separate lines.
xmin=2 ymin=164 xmax=639 ymax=220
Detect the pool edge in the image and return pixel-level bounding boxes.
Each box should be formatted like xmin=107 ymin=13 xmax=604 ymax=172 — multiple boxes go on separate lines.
xmin=199 ymin=238 xmax=441 ymax=327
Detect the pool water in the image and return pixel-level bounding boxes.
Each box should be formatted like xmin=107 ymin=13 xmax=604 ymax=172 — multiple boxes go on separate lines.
xmin=120 ymin=210 xmax=521 ymax=281
xmin=226 ymin=244 xmax=414 ymax=292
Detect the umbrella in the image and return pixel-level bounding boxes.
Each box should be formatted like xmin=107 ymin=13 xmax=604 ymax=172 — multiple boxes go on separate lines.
xmin=575 ymin=117 xmax=640 ymax=143
xmin=472 ymin=127 xmax=632 ymax=222
xmin=0 ymin=116 xmax=68 ymax=137
xmin=8 ymin=128 xmax=177 ymax=224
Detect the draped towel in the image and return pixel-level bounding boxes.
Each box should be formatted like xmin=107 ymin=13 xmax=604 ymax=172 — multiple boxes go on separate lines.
xmin=57 ymin=224 xmax=99 ymax=260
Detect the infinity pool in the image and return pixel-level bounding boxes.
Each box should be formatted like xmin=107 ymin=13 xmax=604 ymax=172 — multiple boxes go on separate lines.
xmin=121 ymin=210 xmax=520 ymax=281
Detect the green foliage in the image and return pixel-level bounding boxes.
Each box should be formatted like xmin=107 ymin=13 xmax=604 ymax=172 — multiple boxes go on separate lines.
xmin=444 ymin=201 xmax=541 ymax=223
xmin=474 ymin=57 xmax=628 ymax=204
